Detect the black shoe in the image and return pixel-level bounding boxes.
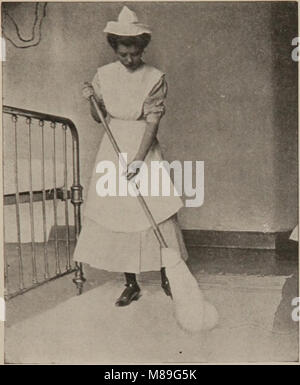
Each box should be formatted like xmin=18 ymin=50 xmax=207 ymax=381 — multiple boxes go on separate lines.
xmin=115 ymin=283 xmax=141 ymax=307
xmin=161 ymin=279 xmax=173 ymax=299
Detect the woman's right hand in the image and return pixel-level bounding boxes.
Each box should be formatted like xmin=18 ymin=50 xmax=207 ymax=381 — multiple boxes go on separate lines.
xmin=82 ymin=82 xmax=94 ymax=99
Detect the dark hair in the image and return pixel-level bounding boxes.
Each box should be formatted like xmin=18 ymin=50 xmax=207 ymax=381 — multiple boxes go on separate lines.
xmin=106 ymin=33 xmax=151 ymax=52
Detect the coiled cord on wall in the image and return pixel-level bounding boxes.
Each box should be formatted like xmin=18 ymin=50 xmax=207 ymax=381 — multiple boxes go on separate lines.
xmin=2 ymin=2 xmax=48 ymax=49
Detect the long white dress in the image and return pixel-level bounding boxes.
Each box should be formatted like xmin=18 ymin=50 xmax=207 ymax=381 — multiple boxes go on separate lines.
xmin=73 ymin=61 xmax=188 ymax=273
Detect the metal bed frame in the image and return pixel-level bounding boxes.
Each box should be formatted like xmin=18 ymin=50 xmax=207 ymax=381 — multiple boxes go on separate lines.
xmin=3 ymin=105 xmax=85 ymax=300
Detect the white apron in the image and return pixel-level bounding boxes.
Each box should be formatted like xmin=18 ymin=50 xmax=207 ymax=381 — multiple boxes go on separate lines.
xmin=83 ymin=61 xmax=183 ymax=233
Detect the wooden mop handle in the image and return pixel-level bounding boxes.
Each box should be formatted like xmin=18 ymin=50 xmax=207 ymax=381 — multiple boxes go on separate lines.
xmin=89 ymin=94 xmax=168 ymax=248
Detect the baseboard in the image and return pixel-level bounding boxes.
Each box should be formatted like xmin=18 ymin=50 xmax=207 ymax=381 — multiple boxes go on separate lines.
xmin=182 ymin=229 xmax=298 ymax=253
xmin=49 ymin=225 xmax=297 ymax=254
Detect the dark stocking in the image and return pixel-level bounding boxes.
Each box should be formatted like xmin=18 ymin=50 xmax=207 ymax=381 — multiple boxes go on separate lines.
xmin=124 ymin=272 xmax=137 ymax=286
xmin=160 ymin=267 xmax=167 ymax=282
xmin=160 ymin=267 xmax=172 ymax=298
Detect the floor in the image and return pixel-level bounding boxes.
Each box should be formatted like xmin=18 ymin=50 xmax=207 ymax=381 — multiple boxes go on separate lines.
xmin=4 ymin=245 xmax=299 ymax=364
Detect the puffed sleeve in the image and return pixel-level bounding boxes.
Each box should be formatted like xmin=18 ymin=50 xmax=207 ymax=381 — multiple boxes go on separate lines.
xmin=91 ymin=71 xmax=104 ymax=102
xmin=143 ymin=75 xmax=168 ymax=123
xmin=90 ymin=70 xmax=107 ymax=119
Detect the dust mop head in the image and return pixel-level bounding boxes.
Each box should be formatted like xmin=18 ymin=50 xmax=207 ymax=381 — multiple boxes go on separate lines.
xmin=162 ymin=248 xmax=219 ymax=332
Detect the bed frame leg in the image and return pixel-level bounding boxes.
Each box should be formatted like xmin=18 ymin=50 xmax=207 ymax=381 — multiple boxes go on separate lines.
xmin=73 ymin=262 xmax=86 ymax=295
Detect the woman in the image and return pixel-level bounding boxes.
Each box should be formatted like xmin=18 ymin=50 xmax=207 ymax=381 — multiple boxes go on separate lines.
xmin=73 ymin=6 xmax=188 ymax=306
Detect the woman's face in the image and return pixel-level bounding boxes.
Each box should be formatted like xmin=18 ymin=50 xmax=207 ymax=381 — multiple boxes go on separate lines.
xmin=115 ymin=43 xmax=143 ymax=71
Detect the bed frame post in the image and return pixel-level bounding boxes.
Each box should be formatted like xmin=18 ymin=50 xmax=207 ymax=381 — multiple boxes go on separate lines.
xmin=71 ymin=182 xmax=85 ymax=295
xmin=68 ymin=117 xmax=86 ymax=295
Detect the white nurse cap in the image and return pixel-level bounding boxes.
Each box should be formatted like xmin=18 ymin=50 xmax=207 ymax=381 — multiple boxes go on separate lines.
xmin=103 ymin=6 xmax=152 ymax=36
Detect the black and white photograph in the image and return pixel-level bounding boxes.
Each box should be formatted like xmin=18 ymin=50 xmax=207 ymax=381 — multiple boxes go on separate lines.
xmin=1 ymin=1 xmax=299 ymax=364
